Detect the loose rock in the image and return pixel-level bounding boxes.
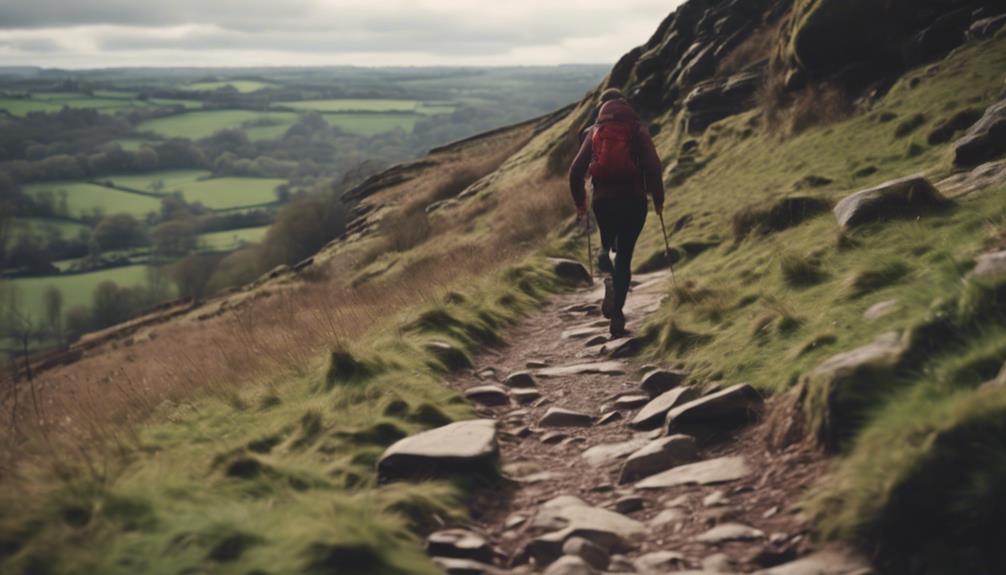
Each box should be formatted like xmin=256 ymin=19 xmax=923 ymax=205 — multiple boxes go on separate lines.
xmin=614 ymin=495 xmax=645 ymax=514
xmin=596 ymin=411 xmax=623 ymax=426
xmin=377 ymin=419 xmax=498 ymax=483
xmin=582 ymin=438 xmax=650 ymax=467
xmin=619 ymin=434 xmax=698 ymax=484
xmin=512 ymin=388 xmax=542 ymax=405
xmin=549 ymin=258 xmax=593 ymax=285
xmin=614 ymin=395 xmax=651 ymax=410
xmin=432 ymin=557 xmax=503 ymax=575
xmin=695 ymin=523 xmax=766 ymax=543
xmin=664 ymin=383 xmax=763 ymax=435
xmin=464 ymin=385 xmax=510 ymax=407
xmin=640 ymin=369 xmax=688 ymax=396
xmin=426 ymin=529 xmax=494 ymax=563
xmin=634 ymin=550 xmax=686 ymax=573
xmin=631 ymin=386 xmax=701 ymax=429
xmin=504 ymin=371 xmax=537 ymax=388
xmin=537 ymin=361 xmax=628 ymax=378
xmin=754 ymin=548 xmax=874 ymax=575
xmin=543 ymin=555 xmax=599 ymax=575
xmin=636 ymin=456 xmax=750 ymax=489
xmin=540 ymin=407 xmax=595 ymax=428
xmin=562 ymin=537 xmax=610 ymax=571
xmin=863 ymin=300 xmax=900 ymax=320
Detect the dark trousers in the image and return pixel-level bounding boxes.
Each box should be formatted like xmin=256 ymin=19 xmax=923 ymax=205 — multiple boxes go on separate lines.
xmin=593 ymin=196 xmax=647 ymax=312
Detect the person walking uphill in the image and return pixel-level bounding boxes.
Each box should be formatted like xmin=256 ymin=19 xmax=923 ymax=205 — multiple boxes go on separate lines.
xmin=569 ymin=88 xmax=664 ymax=336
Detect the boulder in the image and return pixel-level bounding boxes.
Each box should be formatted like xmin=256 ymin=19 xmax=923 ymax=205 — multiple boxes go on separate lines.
xmin=636 ymin=456 xmax=750 ymax=489
xmin=664 ymin=384 xmax=763 ymax=435
xmin=540 ymin=407 xmax=595 ymax=428
xmin=954 ymin=98 xmax=1006 ymax=167
xmin=597 ymin=411 xmax=623 ymax=425
xmin=562 ymin=537 xmax=610 ymax=571
xmin=426 ymin=529 xmax=494 ymax=563
xmin=537 ymin=361 xmax=628 ymax=378
xmin=649 ymin=508 xmax=684 ymax=527
xmin=377 ymin=419 xmax=498 ymax=483
xmin=640 ymin=369 xmax=688 ymax=396
xmin=464 ymin=385 xmax=510 ymax=407
xmin=695 ymin=523 xmax=765 ymax=543
xmin=631 ymin=386 xmax=702 ymax=430
xmin=833 ymin=175 xmax=949 ymax=230
xmin=618 ymin=435 xmax=698 ymax=484
xmin=549 ymin=258 xmax=593 ymax=285
xmin=582 ymin=437 xmax=650 ymax=467
xmin=503 ymin=371 xmax=537 ymax=388
xmin=603 ymin=336 xmax=644 ymax=358
xmin=798 ymin=332 xmax=906 ymax=449
xmin=614 ymin=495 xmax=644 ymax=514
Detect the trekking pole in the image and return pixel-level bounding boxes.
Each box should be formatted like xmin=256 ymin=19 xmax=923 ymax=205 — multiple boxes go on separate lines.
xmin=657 ymin=211 xmax=678 ymax=288
xmin=584 ymin=214 xmax=594 ymax=279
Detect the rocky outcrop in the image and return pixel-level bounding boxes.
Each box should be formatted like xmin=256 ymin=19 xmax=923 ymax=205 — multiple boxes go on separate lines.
xmin=684 ymin=66 xmax=764 ymax=133
xmin=833 ymin=175 xmax=949 ymax=230
xmin=377 ymin=419 xmax=498 ymax=483
xmin=954 ymin=98 xmax=1006 ymax=167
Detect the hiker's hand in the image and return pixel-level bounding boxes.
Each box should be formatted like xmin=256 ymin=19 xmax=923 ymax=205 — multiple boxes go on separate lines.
xmin=576 ymin=204 xmax=588 ymax=219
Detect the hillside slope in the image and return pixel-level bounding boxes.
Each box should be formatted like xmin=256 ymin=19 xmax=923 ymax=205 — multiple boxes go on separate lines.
xmin=2 ymin=0 xmax=1006 ymax=574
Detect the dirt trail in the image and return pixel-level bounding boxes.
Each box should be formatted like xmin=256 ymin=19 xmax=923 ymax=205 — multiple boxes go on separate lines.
xmin=442 ymin=269 xmax=865 ymax=574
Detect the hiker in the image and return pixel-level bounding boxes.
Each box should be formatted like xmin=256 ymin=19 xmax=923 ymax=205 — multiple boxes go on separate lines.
xmin=569 ymin=88 xmax=664 ymax=336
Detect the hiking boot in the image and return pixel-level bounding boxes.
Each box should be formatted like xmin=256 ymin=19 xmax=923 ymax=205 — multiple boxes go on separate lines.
xmin=602 ymin=277 xmax=615 ymax=319
xmin=597 ymin=252 xmax=614 ymax=275
xmin=610 ymin=310 xmax=627 ymax=337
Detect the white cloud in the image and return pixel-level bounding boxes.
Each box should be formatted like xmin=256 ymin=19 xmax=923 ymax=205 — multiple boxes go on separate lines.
xmin=0 ymin=0 xmax=680 ymax=68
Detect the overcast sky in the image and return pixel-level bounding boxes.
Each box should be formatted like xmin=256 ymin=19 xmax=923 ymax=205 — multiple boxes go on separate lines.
xmin=0 ymin=0 xmax=682 ymax=69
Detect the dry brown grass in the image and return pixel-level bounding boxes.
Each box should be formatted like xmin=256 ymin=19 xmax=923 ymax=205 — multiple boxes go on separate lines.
xmin=788 ymin=82 xmax=854 ymax=134
xmin=0 ymin=120 xmax=571 ymax=478
xmin=717 ymin=26 xmax=777 ymax=77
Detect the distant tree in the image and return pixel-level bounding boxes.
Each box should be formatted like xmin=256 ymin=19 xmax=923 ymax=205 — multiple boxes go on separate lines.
xmin=64 ymin=305 xmax=92 ymax=342
xmin=152 ymin=219 xmax=198 ymax=257
xmin=171 ymin=253 xmax=222 ymax=302
xmin=91 ymin=281 xmax=133 ymax=329
xmin=7 ymin=236 xmax=55 ymax=274
xmin=148 ymin=179 xmax=165 ymax=194
xmin=42 ymin=285 xmax=62 ymax=338
xmin=94 ymin=213 xmax=149 ymax=251
xmin=259 ymin=185 xmax=347 ymax=267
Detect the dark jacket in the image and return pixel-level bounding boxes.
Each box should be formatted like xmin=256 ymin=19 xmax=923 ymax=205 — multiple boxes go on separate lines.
xmin=568 ymin=99 xmax=664 ymax=209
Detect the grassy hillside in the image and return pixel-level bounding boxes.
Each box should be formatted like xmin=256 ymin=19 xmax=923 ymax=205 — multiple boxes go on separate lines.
xmin=1 ymin=4 xmax=1004 ymax=574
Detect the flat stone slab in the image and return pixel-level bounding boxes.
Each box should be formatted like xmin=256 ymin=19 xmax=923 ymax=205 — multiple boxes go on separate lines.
xmin=512 ymin=388 xmax=542 ymax=404
xmin=694 ymin=522 xmax=765 ymax=543
xmin=640 ymin=369 xmax=688 ymax=396
xmin=602 ymin=337 xmax=643 ymax=358
xmin=378 ymin=419 xmax=498 ymax=483
xmin=464 ymin=385 xmax=509 ymax=406
xmin=503 ymin=371 xmax=537 ymax=388
xmin=613 ymin=395 xmax=651 ymax=410
xmin=664 ymin=383 xmax=763 ymax=433
xmin=537 ymin=361 xmax=628 ymax=378
xmin=531 ymin=500 xmax=645 ymax=537
xmin=754 ymin=548 xmax=874 ymax=575
xmin=563 ymin=326 xmax=607 ymax=340
xmin=581 ymin=438 xmax=650 ymax=467
xmin=631 ymin=386 xmax=701 ymax=430
xmin=540 ymin=407 xmax=595 ymax=428
xmin=618 ymin=434 xmax=698 ymax=484
xmin=636 ymin=456 xmax=750 ymax=489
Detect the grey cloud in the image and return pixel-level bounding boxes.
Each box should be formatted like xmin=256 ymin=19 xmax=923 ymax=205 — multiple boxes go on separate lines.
xmin=0 ymin=38 xmax=64 ymax=52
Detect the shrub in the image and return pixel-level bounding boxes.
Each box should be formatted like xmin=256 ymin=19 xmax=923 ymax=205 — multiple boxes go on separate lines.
xmin=780 ymin=252 xmax=827 ymax=287
xmin=259 ymin=185 xmax=347 ymax=267
xmin=788 ymin=82 xmax=854 ymax=134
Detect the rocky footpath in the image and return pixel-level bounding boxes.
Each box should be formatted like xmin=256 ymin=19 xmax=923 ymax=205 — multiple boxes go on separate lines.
xmin=378 ymin=266 xmax=873 ymax=574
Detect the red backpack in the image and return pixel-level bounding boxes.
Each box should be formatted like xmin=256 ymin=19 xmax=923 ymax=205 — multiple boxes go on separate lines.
xmin=589 ymin=120 xmax=638 ymax=180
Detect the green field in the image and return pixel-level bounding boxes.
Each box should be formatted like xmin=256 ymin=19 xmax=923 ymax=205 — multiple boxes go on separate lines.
xmin=199 ymin=226 xmax=270 ymax=250
xmin=148 ymin=98 xmax=203 ymax=109
xmin=23 ymin=181 xmax=162 ymax=219
xmin=6 ymin=264 xmax=165 ymax=323
xmin=111 ymin=138 xmax=158 ymax=151
xmin=187 ymin=80 xmax=273 ymax=93
xmin=100 ymin=169 xmax=211 ymax=193
xmin=0 ymin=98 xmax=61 ymax=114
xmin=7 ymin=218 xmax=90 ymax=244
xmin=324 ymin=113 xmax=419 ymax=135
xmin=177 ymin=178 xmax=282 ymax=209
xmin=280 ymin=99 xmax=419 ymax=112
xmin=137 ymin=110 xmax=298 ymax=140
